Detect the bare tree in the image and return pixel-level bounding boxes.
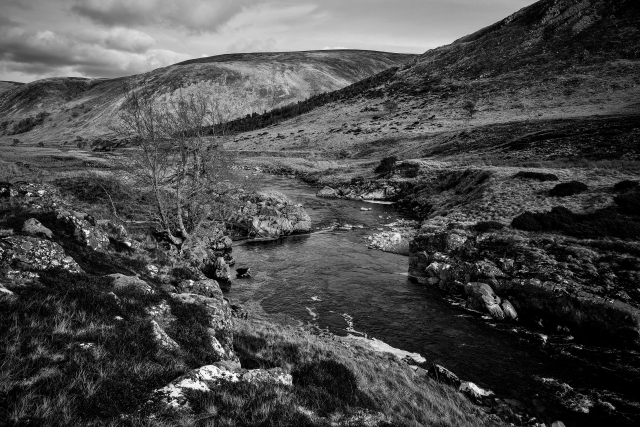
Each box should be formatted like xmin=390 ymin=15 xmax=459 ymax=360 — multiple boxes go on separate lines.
xmin=113 ymin=81 xmax=258 ymax=249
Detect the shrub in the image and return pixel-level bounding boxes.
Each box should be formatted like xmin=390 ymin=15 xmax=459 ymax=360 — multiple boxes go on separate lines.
xmin=613 ymin=180 xmax=639 ymax=192
xmin=614 ymin=190 xmax=640 ymax=215
xmin=460 ymin=100 xmax=477 ymax=118
xmin=513 ymin=171 xmax=559 ymax=182
xmin=549 ymin=181 xmax=588 ymax=197
xmin=512 ymin=206 xmax=640 ymax=239
xmin=8 ymin=111 xmax=50 ymax=135
xmin=374 ymin=156 xmax=398 ymax=175
xmin=473 ymin=220 xmax=505 ymax=233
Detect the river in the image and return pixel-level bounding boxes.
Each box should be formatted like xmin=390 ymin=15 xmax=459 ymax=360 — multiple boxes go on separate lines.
xmin=225 ymin=175 xmax=640 ymax=427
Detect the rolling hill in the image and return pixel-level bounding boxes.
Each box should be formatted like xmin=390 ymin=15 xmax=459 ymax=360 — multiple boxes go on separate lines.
xmin=225 ymin=0 xmax=640 ymax=162
xmin=0 ymin=50 xmax=414 ymax=144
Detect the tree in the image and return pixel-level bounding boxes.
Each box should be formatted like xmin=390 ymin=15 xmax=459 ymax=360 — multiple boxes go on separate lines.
xmin=113 ymin=81 xmax=258 ymax=249
xmin=461 ymin=100 xmax=477 ymax=118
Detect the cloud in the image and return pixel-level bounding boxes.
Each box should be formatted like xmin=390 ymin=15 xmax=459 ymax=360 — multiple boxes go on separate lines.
xmin=0 ymin=23 xmax=191 ymax=79
xmin=70 ymin=0 xmax=267 ymax=32
xmin=226 ymin=37 xmax=276 ymax=53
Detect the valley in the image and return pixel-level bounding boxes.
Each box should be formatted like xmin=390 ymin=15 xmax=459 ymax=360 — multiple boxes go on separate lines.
xmin=1 ymin=0 xmax=639 ymax=426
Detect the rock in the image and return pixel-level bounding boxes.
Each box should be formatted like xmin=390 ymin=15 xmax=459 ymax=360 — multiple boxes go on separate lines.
xmin=56 ymin=210 xmax=110 ymax=251
xmin=22 ymin=218 xmax=53 ymax=239
xmin=247 ymin=191 xmax=311 ymax=238
xmin=444 ymin=233 xmax=467 ymax=252
xmin=150 ymin=320 xmax=180 ymax=352
xmin=230 ymin=303 xmax=248 ymax=319
xmin=236 ymin=267 xmax=251 ymax=278
xmin=428 ymin=364 xmax=461 ymax=388
xmin=317 ymin=186 xmax=339 ymax=198
xmin=0 ymin=286 xmax=16 ymax=298
xmin=241 ymin=367 xmax=292 ymax=385
xmin=473 ymin=260 xmax=505 ymax=280
xmin=107 ymin=273 xmax=153 ymax=294
xmin=0 ymin=236 xmax=83 ymax=274
xmin=0 ymin=182 xmax=11 ymax=198
xmin=170 ymin=293 xmax=236 ymax=362
xmin=465 ymin=282 xmax=505 ymax=320
xmin=459 ymin=381 xmax=494 ymax=403
xmin=360 ymin=207 xmax=372 ymax=211
xmin=147 ymin=364 xmax=291 ymax=413
xmin=176 ymin=279 xmax=222 ymax=298
xmin=500 ymin=299 xmax=518 ymax=320
xmin=551 ymin=422 xmax=566 ymax=427
xmin=204 ymin=257 xmax=231 ymax=282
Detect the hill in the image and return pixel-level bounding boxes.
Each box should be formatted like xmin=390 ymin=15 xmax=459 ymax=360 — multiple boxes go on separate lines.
xmin=0 ymin=50 xmax=414 ymax=145
xmin=225 ymin=0 xmax=640 ymax=162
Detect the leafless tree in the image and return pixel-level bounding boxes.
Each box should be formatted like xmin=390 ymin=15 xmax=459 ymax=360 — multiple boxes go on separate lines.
xmin=112 ymin=81 xmax=259 ymax=248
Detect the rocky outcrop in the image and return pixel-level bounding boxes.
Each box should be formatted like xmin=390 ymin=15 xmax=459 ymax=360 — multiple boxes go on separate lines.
xmin=170 ymin=293 xmax=236 ymax=362
xmin=0 ymin=235 xmax=83 ymax=276
xmin=241 ymin=191 xmax=311 ymax=239
xmin=175 ymin=279 xmax=222 ymax=298
xmin=55 ymin=210 xmax=110 ymax=251
xmin=147 ymin=364 xmax=291 ymax=414
xmin=409 ymin=229 xmax=640 ymax=347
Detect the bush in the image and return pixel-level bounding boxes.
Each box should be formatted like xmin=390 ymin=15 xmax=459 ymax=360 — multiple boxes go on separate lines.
xmin=549 ymin=181 xmax=588 ymax=197
xmin=513 ymin=171 xmax=559 ymax=182
xmin=8 ymin=111 xmax=50 ymax=135
xmin=374 ymin=156 xmax=398 ymax=175
xmin=613 ymin=180 xmax=639 ymax=192
xmin=614 ymin=190 xmax=640 ymax=215
xmin=512 ymin=206 xmax=640 ymax=239
xmin=473 ymin=220 xmax=505 ymax=233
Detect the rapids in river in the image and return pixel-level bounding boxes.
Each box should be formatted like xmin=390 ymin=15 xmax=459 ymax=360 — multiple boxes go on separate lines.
xmin=225 ymin=175 xmax=639 ymax=427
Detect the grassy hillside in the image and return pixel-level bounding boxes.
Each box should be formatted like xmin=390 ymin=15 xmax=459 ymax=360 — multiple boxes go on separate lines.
xmin=224 ymin=0 xmax=640 ymax=162
xmin=0 ymin=50 xmax=414 ymax=145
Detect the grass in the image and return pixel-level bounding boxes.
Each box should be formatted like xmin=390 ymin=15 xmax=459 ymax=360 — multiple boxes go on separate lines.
xmin=203 ymin=319 xmax=501 ymax=427
xmin=0 ymin=270 xmax=183 ymax=426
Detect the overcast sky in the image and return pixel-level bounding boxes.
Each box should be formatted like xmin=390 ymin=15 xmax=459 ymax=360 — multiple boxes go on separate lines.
xmin=0 ymin=0 xmax=537 ymax=83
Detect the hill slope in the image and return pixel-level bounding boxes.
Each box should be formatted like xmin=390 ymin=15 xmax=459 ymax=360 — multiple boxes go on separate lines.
xmin=226 ymin=0 xmax=640 ymax=161
xmin=0 ymin=50 xmax=414 ymax=144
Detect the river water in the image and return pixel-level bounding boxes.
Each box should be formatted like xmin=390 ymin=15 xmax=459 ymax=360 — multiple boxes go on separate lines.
xmin=225 ymin=175 xmax=640 ymax=427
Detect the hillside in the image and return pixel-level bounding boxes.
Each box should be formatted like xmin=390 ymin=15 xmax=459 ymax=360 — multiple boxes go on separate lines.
xmin=0 ymin=50 xmax=414 ymax=145
xmin=225 ymin=0 xmax=640 ymax=162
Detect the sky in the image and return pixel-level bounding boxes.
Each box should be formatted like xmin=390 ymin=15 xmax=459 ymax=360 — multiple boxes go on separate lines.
xmin=0 ymin=0 xmax=538 ymax=83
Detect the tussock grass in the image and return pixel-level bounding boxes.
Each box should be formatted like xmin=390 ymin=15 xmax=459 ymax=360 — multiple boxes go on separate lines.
xmin=216 ymin=318 xmax=500 ymax=427
xmin=0 ymin=270 xmax=184 ymax=426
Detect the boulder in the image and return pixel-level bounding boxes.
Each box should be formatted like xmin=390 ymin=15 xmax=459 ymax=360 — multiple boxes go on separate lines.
xmin=0 ymin=236 xmax=83 ymax=274
xmin=459 ymin=381 xmax=494 ymax=403
xmin=317 ymin=186 xmax=339 ymax=198
xmin=150 ymin=320 xmax=180 ymax=352
xmin=465 ymin=282 xmax=505 ymax=320
xmin=428 ymin=364 xmax=461 ymax=388
xmin=107 ymin=273 xmax=154 ymax=294
xmin=236 ymin=267 xmax=251 ymax=278
xmin=500 ymin=299 xmax=518 ymax=321
xmin=56 ymin=210 xmax=110 ymax=251
xmin=204 ymin=257 xmax=231 ymax=282
xmin=22 ymin=218 xmax=53 ymax=239
xmin=248 ymin=191 xmax=311 ymax=238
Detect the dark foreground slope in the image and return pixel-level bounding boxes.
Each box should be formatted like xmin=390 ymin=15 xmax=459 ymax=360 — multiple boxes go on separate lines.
xmin=0 ymin=50 xmax=414 ymax=145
